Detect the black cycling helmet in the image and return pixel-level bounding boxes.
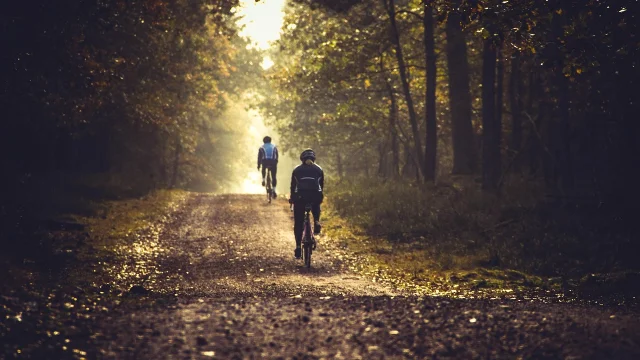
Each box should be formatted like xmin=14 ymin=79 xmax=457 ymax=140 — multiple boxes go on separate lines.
xmin=263 ymin=136 xmax=272 ymax=143
xmin=300 ymin=148 xmax=316 ymax=162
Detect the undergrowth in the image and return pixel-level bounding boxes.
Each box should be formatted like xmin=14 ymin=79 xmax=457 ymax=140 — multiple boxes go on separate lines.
xmin=327 ymin=176 xmax=638 ymax=279
xmin=77 ymin=189 xmax=188 ymax=242
xmin=0 ymin=169 xmax=188 ymax=282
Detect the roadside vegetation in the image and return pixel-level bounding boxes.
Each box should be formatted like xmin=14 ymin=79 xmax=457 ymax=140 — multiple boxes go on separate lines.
xmin=0 ymin=186 xmax=189 ymax=289
xmin=0 ymin=187 xmax=191 ymax=359
xmin=258 ymin=0 xmax=639 ymax=297
xmin=323 ymin=177 xmax=639 ymax=297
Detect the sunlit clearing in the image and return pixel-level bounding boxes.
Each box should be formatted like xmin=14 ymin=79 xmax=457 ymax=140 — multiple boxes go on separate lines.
xmin=218 ymin=104 xmax=295 ymax=196
xmin=236 ymin=0 xmax=286 ymax=50
xmin=261 ymin=56 xmax=275 ymax=70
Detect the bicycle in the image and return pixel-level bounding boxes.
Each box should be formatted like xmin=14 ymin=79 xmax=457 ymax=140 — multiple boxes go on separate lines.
xmin=300 ymin=203 xmax=317 ymax=268
xmin=265 ymin=166 xmax=274 ymax=203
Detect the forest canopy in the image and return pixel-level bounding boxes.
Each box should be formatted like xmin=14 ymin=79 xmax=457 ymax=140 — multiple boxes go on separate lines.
xmin=259 ymin=0 xmax=639 ymax=199
xmin=1 ymin=0 xmax=263 ymax=195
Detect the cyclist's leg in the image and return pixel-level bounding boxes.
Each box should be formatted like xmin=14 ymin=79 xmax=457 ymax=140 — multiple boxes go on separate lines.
xmin=312 ymin=193 xmax=323 ymax=234
xmin=261 ymin=165 xmax=267 ymax=186
xmin=311 ymin=203 xmax=322 ymax=234
xmin=310 ymin=192 xmax=323 ymax=221
xmin=271 ymin=165 xmax=277 ymax=188
xmin=293 ymin=202 xmax=305 ymax=248
xmin=268 ymin=165 xmax=277 ymax=196
xmin=313 ymin=204 xmax=321 ymax=220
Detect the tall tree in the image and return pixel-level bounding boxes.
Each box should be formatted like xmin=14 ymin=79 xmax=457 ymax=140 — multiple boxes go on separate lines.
xmin=495 ymin=41 xmax=504 ymax=177
xmin=423 ymin=1 xmax=437 ymax=182
xmin=508 ymin=52 xmax=523 ymax=171
xmin=385 ymin=73 xmax=401 ymax=178
xmin=445 ymin=0 xmax=476 ymax=174
xmin=383 ymin=0 xmax=425 ymax=180
xmin=550 ymin=8 xmax=573 ymax=192
xmin=481 ymin=35 xmax=500 ymax=191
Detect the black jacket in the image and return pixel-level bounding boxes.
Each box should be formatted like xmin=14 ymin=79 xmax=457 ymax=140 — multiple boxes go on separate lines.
xmin=290 ymin=163 xmax=324 ymax=195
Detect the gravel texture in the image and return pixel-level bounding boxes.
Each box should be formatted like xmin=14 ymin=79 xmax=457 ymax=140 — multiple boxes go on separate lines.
xmin=2 ymin=193 xmax=640 ymax=359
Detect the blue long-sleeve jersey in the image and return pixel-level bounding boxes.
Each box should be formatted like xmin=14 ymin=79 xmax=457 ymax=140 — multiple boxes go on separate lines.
xmin=258 ymin=143 xmax=279 ymax=167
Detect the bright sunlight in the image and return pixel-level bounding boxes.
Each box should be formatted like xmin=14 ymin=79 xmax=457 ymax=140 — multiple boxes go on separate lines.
xmin=236 ymin=0 xmax=286 ymax=51
xmin=226 ymin=1 xmax=289 ymax=194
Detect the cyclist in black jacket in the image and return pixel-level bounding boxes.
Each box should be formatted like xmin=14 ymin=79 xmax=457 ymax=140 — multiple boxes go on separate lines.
xmin=289 ymin=149 xmax=324 ymax=259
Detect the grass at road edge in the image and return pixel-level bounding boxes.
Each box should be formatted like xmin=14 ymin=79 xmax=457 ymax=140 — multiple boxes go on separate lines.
xmin=322 ymin=200 xmax=560 ymax=298
xmin=75 ymin=189 xmax=190 ymax=247
xmin=67 ymin=189 xmax=191 ymax=293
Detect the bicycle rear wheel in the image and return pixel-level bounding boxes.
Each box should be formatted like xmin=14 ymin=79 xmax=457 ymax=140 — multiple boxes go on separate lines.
xmin=303 ymin=243 xmax=311 ymax=268
xmin=303 ymin=222 xmax=312 ymax=268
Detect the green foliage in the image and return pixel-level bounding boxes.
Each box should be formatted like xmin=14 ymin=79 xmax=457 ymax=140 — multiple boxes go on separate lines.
xmin=331 ymin=177 xmax=501 ymax=240
xmin=2 ymin=0 xmax=268 ymax=207
xmin=257 ymin=0 xmax=438 ymax=176
xmin=260 ymin=0 xmax=639 ymax=279
xmin=329 ymin=176 xmax=637 ymax=277
xmin=1 ymin=0 xmax=270 ymax=252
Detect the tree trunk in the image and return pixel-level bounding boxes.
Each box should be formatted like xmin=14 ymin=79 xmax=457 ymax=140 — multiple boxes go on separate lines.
xmin=170 ymin=135 xmax=182 ymax=189
xmin=528 ymin=71 xmax=540 ymax=176
xmin=445 ymin=0 xmax=476 ymax=174
xmin=557 ymin=73 xmax=573 ymax=190
xmin=509 ymin=52 xmax=523 ymax=171
xmin=389 ymin=86 xmax=400 ymax=179
xmin=384 ymin=0 xmax=424 ymax=180
xmin=423 ymin=1 xmax=437 ymax=182
xmin=159 ymin=130 xmax=169 ymax=187
xmin=377 ymin=142 xmax=387 ymax=177
xmin=542 ymin=98 xmax=556 ymax=189
xmin=401 ymin=142 xmax=411 ymax=178
xmin=401 ymin=142 xmax=420 ymax=182
xmin=551 ymin=12 xmax=573 ymax=192
xmin=495 ymin=41 xmax=504 ymax=177
xmin=386 ymin=81 xmax=400 ymax=178
xmin=481 ymin=38 xmax=499 ymax=192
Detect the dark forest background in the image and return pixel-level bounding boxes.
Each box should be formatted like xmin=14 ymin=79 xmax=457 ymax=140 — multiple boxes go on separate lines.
xmin=2 ymin=0 xmax=640 ymax=279
xmin=1 ymin=0 xmax=261 ymax=234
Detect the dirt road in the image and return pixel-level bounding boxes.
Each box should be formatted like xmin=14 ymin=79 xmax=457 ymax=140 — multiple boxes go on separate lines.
xmin=2 ymin=193 xmax=640 ymax=359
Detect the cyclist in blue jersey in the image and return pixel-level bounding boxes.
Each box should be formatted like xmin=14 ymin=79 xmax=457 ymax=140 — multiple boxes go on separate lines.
xmin=257 ymin=136 xmax=279 ymax=197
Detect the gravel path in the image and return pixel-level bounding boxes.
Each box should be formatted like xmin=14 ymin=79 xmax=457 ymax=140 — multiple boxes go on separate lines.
xmin=2 ymin=193 xmax=640 ymax=359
